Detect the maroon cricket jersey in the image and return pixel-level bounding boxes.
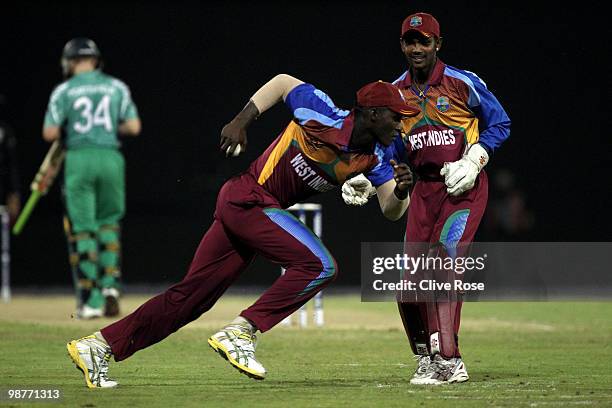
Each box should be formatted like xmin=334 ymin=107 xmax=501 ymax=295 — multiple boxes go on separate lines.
xmin=392 ymin=59 xmax=510 ymax=179
xmin=246 ymin=83 xmax=395 ymax=208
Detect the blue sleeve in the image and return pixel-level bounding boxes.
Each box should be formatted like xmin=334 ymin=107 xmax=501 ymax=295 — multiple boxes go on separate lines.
xmin=364 ymin=143 xmax=394 ymax=187
xmin=392 ymin=135 xmax=408 ymax=164
xmin=285 ymin=83 xmax=350 ymax=128
xmin=462 ymin=70 xmax=511 ymax=153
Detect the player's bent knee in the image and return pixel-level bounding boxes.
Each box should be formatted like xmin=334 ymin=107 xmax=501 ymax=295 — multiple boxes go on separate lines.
xmin=311 ymin=254 xmax=337 ymax=279
xmin=317 ymin=256 xmax=338 ymax=287
xmin=327 ymin=257 xmax=339 ymax=282
xmin=297 ymin=254 xmax=337 ymax=296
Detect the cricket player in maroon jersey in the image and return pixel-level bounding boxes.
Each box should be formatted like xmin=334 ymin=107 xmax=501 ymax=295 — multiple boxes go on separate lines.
xmin=66 ymin=74 xmax=418 ymax=388
xmin=342 ymin=12 xmax=511 ymax=385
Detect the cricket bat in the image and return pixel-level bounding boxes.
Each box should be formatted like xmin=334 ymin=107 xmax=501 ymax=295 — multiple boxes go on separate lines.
xmin=12 ymin=140 xmax=66 ymax=235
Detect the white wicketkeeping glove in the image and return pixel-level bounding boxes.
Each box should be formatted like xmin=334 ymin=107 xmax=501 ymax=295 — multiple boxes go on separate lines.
xmin=440 ymin=143 xmax=489 ymax=196
xmin=341 ymin=174 xmax=377 ymax=206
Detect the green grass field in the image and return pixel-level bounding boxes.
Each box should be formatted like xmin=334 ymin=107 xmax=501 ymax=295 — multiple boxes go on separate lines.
xmin=1 ymin=295 xmax=611 ymax=407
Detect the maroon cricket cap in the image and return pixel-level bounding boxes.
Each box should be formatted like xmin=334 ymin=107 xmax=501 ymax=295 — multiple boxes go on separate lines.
xmin=356 ymin=81 xmax=418 ymax=117
xmin=401 ymin=12 xmax=440 ymax=38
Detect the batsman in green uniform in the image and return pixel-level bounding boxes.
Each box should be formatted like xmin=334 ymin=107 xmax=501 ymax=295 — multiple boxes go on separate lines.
xmin=42 ymin=38 xmax=141 ymax=319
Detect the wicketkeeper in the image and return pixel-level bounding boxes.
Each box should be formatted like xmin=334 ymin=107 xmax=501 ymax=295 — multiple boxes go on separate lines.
xmin=342 ymin=12 xmax=511 ymax=385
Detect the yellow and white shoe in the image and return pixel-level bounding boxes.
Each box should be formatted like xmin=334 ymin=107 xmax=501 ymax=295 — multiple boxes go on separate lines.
xmin=66 ymin=335 xmax=117 ymax=388
xmin=208 ymin=325 xmax=266 ymax=380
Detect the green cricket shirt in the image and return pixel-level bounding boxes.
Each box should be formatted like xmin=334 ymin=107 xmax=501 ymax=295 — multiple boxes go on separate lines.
xmin=43 ymin=70 xmax=139 ymax=149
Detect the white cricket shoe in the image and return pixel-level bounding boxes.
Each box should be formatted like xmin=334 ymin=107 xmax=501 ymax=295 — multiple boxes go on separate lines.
xmin=409 ymin=355 xmax=433 ymax=384
xmin=208 ymin=325 xmax=266 ymax=380
xmin=76 ymin=305 xmax=103 ymax=320
xmin=66 ymin=335 xmax=118 ymax=388
xmin=410 ymin=354 xmax=469 ymax=385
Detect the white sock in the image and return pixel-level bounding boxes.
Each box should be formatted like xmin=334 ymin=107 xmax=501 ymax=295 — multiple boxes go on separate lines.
xmin=94 ymin=331 xmax=110 ymax=348
xmin=230 ymin=316 xmax=257 ymax=332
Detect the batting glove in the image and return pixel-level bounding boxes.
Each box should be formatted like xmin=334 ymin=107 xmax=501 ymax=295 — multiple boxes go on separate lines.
xmin=341 ymin=174 xmax=377 ymax=206
xmin=440 ymin=143 xmax=489 ymax=196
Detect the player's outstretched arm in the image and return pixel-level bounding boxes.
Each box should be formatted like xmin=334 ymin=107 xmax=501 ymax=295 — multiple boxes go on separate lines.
xmin=250 ymin=74 xmax=304 ymax=112
xmin=220 ymin=102 xmax=258 ymax=157
xmin=220 ymin=74 xmax=304 ymax=157
xmin=375 ymin=160 xmax=412 ymax=221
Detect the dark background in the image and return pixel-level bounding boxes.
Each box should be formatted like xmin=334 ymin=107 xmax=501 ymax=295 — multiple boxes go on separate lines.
xmin=1 ymin=1 xmax=609 ymax=288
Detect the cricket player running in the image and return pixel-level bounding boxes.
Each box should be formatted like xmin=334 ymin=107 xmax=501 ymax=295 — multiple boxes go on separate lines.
xmin=342 ymin=13 xmax=511 ymax=385
xmin=67 ymin=75 xmax=418 ymax=387
xmin=43 ymin=38 xmax=141 ymax=319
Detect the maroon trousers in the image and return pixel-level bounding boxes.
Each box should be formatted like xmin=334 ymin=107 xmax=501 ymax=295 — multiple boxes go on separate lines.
xmin=398 ymin=172 xmax=488 ymax=358
xmin=101 ymin=174 xmax=337 ymax=361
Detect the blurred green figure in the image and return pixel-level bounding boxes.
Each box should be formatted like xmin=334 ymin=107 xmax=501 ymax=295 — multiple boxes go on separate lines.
xmin=42 ymin=38 xmax=141 ymax=319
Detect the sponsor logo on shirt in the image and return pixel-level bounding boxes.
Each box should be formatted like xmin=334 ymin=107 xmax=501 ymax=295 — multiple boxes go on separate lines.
xmin=406 ymin=129 xmax=456 ymax=151
xmin=290 ymin=153 xmax=334 ymax=192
